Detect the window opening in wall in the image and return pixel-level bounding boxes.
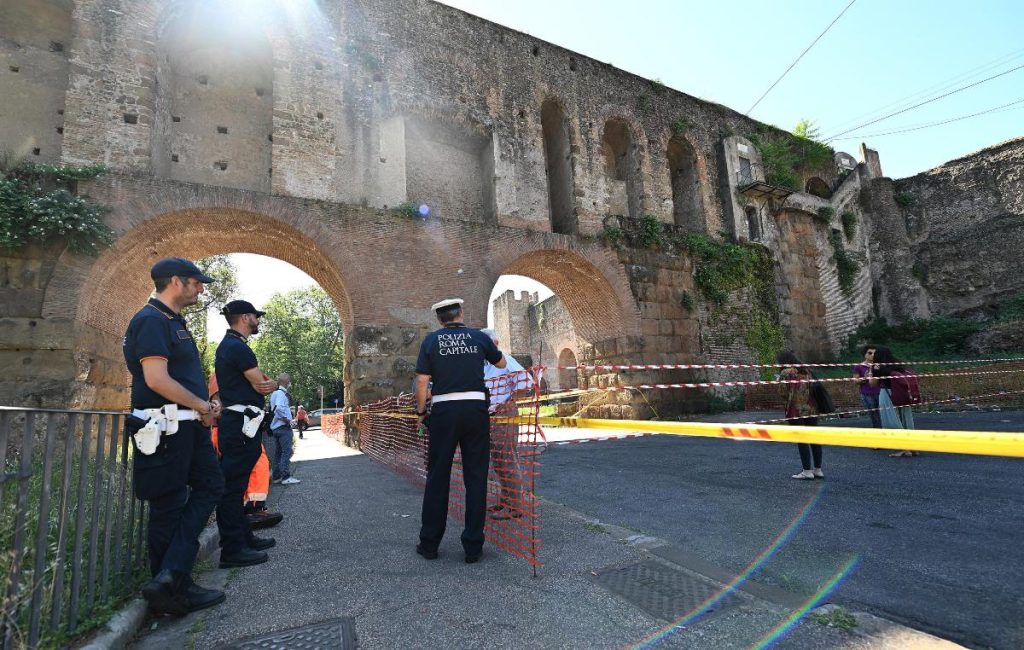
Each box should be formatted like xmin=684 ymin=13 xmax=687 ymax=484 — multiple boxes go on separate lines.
xmin=49 ymin=41 xmax=64 ymax=52
xmin=214 ymin=161 xmax=228 ymax=170
xmin=171 ymin=154 xmax=179 ymax=162
xmin=541 ymin=99 xmax=576 ymax=235
xmin=667 ymin=136 xmax=704 ymax=230
xmin=9 ymin=66 xmax=19 ymax=73
xmin=268 ymin=134 xmax=273 ymax=142
xmin=55 ymin=127 xmax=63 ymax=134
xmin=532 ymin=45 xmax=540 ymax=56
xmin=32 ymin=148 xmax=40 ymax=155
xmin=217 ymin=126 xmax=228 ymax=134
xmin=316 ymin=112 xmax=324 ymax=120
xmin=57 ymin=109 xmax=63 ymax=115
xmin=569 ymin=57 xmax=577 ymax=71
xmin=745 ymin=205 xmax=761 ymax=241
xmin=602 ymin=118 xmax=640 ymax=218
xmin=171 ymin=115 xmax=181 ymax=122
xmin=738 ymin=156 xmax=753 ymax=185
xmin=124 ymin=113 xmax=138 ymax=124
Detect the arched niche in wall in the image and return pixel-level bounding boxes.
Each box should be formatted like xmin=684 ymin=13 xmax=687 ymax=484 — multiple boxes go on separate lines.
xmin=666 ymin=135 xmax=704 ymax=230
xmin=0 ymin=0 xmax=73 ymax=162
xmin=403 ymin=115 xmax=496 ymax=224
xmin=541 ymin=99 xmax=576 ymax=235
xmin=557 ymin=348 xmax=578 ymax=390
xmin=805 ymin=177 xmax=831 ymax=199
xmin=745 ymin=205 xmax=761 ymax=241
xmin=602 ymin=117 xmax=641 ymax=218
xmin=152 ymin=1 xmax=274 ymax=193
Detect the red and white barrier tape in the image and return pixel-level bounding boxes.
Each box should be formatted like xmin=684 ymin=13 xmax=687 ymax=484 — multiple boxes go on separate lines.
xmin=557 ymin=357 xmax=1024 ymax=372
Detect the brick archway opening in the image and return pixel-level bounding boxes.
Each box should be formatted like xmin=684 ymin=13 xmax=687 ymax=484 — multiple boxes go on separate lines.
xmin=64 ymin=208 xmax=353 ymax=410
xmin=557 ymin=348 xmax=578 ymax=390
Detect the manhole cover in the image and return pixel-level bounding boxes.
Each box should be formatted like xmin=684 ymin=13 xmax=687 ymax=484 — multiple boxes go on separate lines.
xmin=220 ymin=617 xmax=356 ymax=649
xmin=591 ymin=559 xmax=740 ymax=623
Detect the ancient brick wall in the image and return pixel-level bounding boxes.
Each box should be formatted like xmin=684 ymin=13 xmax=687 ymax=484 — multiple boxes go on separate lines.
xmin=865 ymin=137 xmax=1024 ymax=321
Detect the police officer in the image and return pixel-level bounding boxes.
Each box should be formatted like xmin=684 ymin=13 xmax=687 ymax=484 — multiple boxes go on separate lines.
xmin=123 ymin=257 xmax=226 ymax=616
xmin=214 ymin=300 xmax=278 ymax=568
xmin=414 ymin=298 xmax=505 ymax=563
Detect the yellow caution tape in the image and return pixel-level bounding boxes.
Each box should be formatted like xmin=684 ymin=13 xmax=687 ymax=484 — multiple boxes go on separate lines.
xmin=513 ymin=416 xmax=1024 ymax=458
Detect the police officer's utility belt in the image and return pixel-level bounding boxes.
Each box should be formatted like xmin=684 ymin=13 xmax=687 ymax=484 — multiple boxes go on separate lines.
xmin=431 ymin=391 xmax=486 ymax=403
xmin=129 ymin=404 xmax=200 ymax=456
xmin=224 ymin=404 xmax=265 ymax=438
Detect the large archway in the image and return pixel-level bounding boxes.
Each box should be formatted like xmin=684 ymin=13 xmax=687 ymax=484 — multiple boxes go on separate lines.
xmin=53 ymin=208 xmax=353 ymax=409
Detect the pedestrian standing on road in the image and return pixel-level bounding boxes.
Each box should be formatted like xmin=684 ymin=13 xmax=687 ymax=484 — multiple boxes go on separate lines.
xmin=215 ymin=300 xmax=279 ymax=569
xmin=415 ymin=299 xmax=505 ymax=563
xmin=269 ymin=374 xmax=301 ymax=484
xmin=123 ymin=257 xmax=225 ymax=616
xmin=869 ymin=346 xmax=918 ymax=458
xmin=777 ymin=350 xmax=825 ymax=480
xmin=296 ymin=404 xmax=309 ymax=438
xmin=853 ymin=345 xmax=883 ymax=428
xmin=480 ymin=328 xmax=533 ymax=520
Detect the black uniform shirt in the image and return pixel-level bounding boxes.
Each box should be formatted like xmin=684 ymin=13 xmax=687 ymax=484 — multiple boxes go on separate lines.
xmin=415 ymin=323 xmax=502 ymax=395
xmin=123 ymin=297 xmax=207 ymax=409
xmin=215 ymin=329 xmax=263 ymax=407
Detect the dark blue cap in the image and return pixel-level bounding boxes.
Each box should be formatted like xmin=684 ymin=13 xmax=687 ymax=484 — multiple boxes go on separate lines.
xmin=150 ymin=257 xmax=216 ymax=283
xmin=221 ymin=300 xmax=266 ymax=318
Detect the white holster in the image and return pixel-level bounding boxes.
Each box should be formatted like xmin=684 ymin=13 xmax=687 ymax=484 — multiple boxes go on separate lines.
xmin=225 ymin=404 xmax=265 ymax=438
xmin=130 ymin=404 xmax=199 ymax=455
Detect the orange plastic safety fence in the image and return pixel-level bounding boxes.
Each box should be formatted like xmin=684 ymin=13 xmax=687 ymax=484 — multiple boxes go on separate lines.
xmin=354 ymin=368 xmax=543 ymax=570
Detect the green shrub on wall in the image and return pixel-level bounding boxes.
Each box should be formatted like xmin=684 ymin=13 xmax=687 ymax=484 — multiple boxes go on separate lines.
xmin=748 ymin=120 xmax=833 ymax=191
xmin=829 ymin=230 xmax=860 ymax=295
xmin=0 ymin=162 xmax=112 ymax=254
xmin=840 ymin=211 xmax=858 ymax=240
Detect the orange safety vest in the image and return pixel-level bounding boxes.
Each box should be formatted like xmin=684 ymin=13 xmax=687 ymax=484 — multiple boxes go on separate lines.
xmin=209 ymin=372 xmax=270 ymax=503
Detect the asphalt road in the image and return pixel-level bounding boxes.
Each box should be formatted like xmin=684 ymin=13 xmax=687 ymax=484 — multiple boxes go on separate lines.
xmin=537 ymin=410 xmax=1024 ymax=649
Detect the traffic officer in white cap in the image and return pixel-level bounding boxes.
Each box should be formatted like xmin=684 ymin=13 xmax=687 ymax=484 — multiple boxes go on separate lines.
xmin=414 ymin=298 xmax=505 ymax=563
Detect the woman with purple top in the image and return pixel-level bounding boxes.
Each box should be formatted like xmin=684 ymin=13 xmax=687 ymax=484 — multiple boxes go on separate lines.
xmin=853 ymin=345 xmax=882 ymax=428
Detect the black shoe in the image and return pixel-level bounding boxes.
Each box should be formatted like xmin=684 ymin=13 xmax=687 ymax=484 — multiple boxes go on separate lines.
xmin=416 ymin=544 xmax=438 ymax=560
xmin=465 ymin=553 xmax=482 ymax=564
xmin=141 ymin=570 xmax=188 ymax=616
xmin=184 ymin=583 xmax=226 ymax=612
xmin=248 ymin=536 xmax=276 ymax=551
xmin=219 ymin=548 xmax=269 ymax=568
xmin=247 ymin=511 xmax=283 ymax=530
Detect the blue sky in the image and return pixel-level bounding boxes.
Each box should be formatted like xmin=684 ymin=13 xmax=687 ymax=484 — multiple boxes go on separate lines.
xmin=436 ymin=0 xmax=1023 ymax=179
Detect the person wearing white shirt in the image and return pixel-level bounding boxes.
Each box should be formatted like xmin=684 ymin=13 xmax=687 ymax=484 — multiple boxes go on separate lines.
xmin=481 ymin=329 xmax=533 ymax=520
xmin=269 ymin=373 xmax=301 ymax=485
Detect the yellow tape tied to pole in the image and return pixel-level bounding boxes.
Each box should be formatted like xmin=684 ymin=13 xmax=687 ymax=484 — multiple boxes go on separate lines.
xmin=494 ymin=416 xmax=1024 ymax=458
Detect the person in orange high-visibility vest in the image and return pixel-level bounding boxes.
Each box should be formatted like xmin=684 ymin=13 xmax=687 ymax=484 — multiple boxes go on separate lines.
xmin=208 ymin=372 xmax=282 ymax=530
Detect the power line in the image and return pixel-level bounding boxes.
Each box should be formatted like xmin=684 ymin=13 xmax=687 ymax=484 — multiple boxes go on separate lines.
xmin=823 ymin=47 xmax=1024 ymax=136
xmin=745 ymin=0 xmax=857 ymax=116
xmin=824 ymin=63 xmax=1024 ymax=141
xmin=828 ymin=97 xmax=1024 ymax=140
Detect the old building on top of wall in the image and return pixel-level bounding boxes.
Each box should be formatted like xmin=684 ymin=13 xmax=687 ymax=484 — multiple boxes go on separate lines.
xmin=10 ymin=0 xmax=1009 ymax=423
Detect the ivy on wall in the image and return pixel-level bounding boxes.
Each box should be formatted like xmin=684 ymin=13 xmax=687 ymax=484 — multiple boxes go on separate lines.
xmin=0 ymin=162 xmax=113 ymax=254
xmin=748 ymin=120 xmax=833 ymax=191
xmin=829 ymin=230 xmax=861 ymax=295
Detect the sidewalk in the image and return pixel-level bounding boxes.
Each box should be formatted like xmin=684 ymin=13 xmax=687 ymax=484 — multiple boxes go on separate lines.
xmin=130 ymin=429 xmax=961 ymax=649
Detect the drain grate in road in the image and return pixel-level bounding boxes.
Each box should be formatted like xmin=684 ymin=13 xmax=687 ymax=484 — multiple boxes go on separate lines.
xmin=220 ymin=617 xmax=356 ymax=650
xmin=591 ymin=559 xmax=741 ymax=624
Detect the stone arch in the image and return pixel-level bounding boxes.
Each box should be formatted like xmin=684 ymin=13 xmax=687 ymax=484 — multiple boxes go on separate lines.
xmin=805 ymin=177 xmax=831 ymax=199
xmin=48 ymin=208 xmax=353 ymax=409
xmin=151 ymin=1 xmax=275 ymax=192
xmin=601 ymin=117 xmax=643 ymax=218
xmin=541 ymin=98 xmax=576 ymax=234
xmin=557 ymin=347 xmax=578 ymax=390
xmin=666 ymin=134 xmax=704 ymax=229
xmin=486 ymin=243 xmax=638 ymax=348
xmin=0 ymin=0 xmax=73 ymax=162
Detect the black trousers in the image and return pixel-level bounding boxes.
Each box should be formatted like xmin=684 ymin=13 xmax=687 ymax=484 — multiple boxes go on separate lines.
xmin=137 ymin=422 xmax=224 ymax=577
xmin=789 ymin=416 xmax=823 ymax=470
xmin=419 ymin=401 xmax=490 ymax=555
xmin=216 ymin=411 xmax=263 ymax=554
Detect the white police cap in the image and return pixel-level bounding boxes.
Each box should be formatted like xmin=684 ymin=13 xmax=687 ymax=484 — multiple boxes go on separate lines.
xmin=431 ymin=298 xmax=464 ymax=312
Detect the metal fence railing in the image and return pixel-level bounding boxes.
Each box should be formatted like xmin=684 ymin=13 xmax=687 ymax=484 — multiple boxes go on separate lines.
xmin=0 ymin=407 xmax=147 ymax=649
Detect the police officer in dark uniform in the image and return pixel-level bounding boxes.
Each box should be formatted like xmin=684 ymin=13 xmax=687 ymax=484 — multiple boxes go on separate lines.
xmin=414 ymin=298 xmax=505 ymax=563
xmin=123 ymin=257 xmax=226 ymax=616
xmin=214 ymin=300 xmax=278 ymax=568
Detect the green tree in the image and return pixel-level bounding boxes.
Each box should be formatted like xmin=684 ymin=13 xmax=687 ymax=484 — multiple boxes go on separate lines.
xmin=182 ymin=255 xmax=239 ymax=377
xmin=249 ymin=287 xmax=345 ymax=408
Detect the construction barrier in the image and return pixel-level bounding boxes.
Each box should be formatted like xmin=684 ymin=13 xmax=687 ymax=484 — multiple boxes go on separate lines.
xmin=523 ymin=416 xmax=1024 ymax=458
xmin=353 ymin=369 xmax=543 ymax=571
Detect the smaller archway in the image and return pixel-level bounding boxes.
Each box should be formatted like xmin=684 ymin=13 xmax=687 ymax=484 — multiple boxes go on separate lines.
xmin=602 ymin=118 xmax=641 ymax=218
xmin=541 ymin=99 xmax=576 ymax=234
xmin=805 ymin=177 xmax=832 ymax=199
xmin=557 ymin=348 xmax=578 ymax=390
xmin=667 ymin=135 xmax=704 ymax=229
